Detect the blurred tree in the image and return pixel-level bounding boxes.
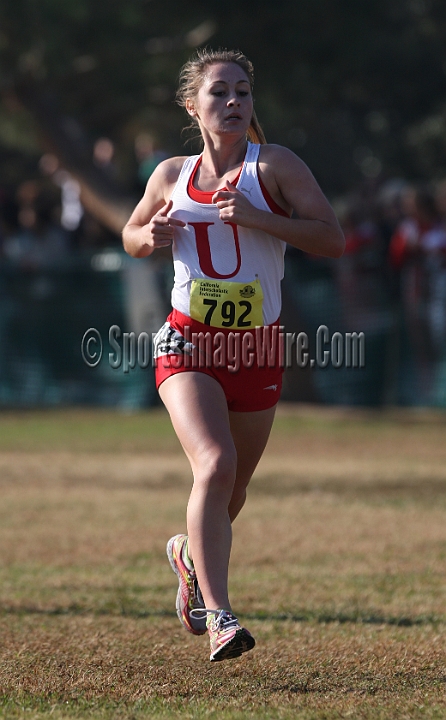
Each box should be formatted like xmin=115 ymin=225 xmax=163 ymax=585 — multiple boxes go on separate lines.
xmin=218 ymin=0 xmax=446 ymax=191
xmin=0 ymin=0 xmax=445 ymax=219
xmin=0 ymin=0 xmax=218 ymax=230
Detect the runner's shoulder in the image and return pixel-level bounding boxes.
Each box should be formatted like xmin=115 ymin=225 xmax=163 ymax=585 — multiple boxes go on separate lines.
xmin=148 ymin=155 xmax=189 ymax=187
xmin=259 ymin=144 xmax=309 ymax=177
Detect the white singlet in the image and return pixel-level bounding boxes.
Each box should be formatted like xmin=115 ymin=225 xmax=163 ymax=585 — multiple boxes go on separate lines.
xmin=168 ymin=142 xmax=286 ymax=327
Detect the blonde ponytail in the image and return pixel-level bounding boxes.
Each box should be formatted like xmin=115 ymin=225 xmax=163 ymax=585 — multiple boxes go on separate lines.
xmin=247 ymin=110 xmax=266 ymax=145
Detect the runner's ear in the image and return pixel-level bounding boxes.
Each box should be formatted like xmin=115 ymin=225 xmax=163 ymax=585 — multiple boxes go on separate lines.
xmin=186 ymin=99 xmax=197 ymax=116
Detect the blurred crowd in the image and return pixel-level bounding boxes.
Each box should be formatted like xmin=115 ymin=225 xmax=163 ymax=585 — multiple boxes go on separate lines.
xmin=332 ymin=178 xmax=446 ymax=404
xmin=1 ymin=144 xmax=446 ymax=403
xmin=336 ymin=178 xmax=446 ymax=351
xmin=0 ymin=133 xmax=168 ymax=269
xmin=2 ymin=145 xmax=446 ymax=276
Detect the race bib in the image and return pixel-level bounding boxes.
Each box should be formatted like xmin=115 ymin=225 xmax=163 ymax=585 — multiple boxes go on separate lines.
xmin=189 ymin=278 xmax=264 ymax=328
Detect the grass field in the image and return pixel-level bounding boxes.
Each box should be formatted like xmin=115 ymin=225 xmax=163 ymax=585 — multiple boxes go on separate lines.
xmin=0 ymin=406 xmax=445 ymax=719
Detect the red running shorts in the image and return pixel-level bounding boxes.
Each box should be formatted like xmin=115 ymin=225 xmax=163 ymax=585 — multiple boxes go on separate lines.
xmin=154 ymin=309 xmax=283 ymax=412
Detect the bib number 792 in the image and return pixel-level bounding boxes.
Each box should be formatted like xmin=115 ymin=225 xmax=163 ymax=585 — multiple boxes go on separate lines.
xmin=203 ymin=299 xmax=252 ymax=327
xmin=189 ymin=278 xmax=264 ymax=328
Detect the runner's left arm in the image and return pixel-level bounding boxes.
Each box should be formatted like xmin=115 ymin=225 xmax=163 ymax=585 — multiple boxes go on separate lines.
xmin=212 ymin=145 xmax=345 ymax=258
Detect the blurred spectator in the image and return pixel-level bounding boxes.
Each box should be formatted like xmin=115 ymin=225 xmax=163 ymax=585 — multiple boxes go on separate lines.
xmin=340 ymin=202 xmax=377 ymax=258
xmin=389 ymin=186 xmax=438 ymax=269
xmin=389 ymin=185 xmax=446 ymax=401
xmin=335 ymin=198 xmax=389 ymax=335
xmin=81 ymin=213 xmax=120 ymax=250
xmin=93 ymin=137 xmax=117 ymax=180
xmin=134 ymin=132 xmax=167 ymax=188
xmin=2 ymin=180 xmax=69 ymax=269
xmin=375 ymin=179 xmax=406 ymax=250
xmin=39 ymin=153 xmax=84 ymax=249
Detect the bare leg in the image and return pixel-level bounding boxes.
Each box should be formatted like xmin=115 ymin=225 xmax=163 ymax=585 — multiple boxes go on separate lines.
xmin=159 ymin=372 xmax=236 ymax=611
xmin=228 ymin=405 xmax=276 ymax=521
xmin=159 ymin=372 xmax=277 ymax=612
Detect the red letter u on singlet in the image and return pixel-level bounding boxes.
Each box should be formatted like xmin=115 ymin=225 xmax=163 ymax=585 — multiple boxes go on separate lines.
xmin=189 ymin=222 xmax=241 ymax=279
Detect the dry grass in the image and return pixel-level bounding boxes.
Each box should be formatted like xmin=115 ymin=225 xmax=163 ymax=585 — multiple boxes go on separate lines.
xmin=1 ymin=617 xmax=445 ymax=719
xmin=0 ymin=406 xmax=445 ymax=719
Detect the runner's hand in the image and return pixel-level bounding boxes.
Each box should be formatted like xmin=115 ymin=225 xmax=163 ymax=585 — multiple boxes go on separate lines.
xmin=144 ymin=199 xmax=185 ymax=248
xmin=212 ymin=181 xmax=260 ymax=227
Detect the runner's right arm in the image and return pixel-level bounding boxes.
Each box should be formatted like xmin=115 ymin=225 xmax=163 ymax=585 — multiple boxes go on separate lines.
xmin=122 ymin=157 xmax=186 ymax=258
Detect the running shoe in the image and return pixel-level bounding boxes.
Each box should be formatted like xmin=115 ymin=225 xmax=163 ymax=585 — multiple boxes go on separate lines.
xmin=192 ymin=608 xmax=255 ymax=662
xmin=166 ymin=534 xmax=206 ymax=635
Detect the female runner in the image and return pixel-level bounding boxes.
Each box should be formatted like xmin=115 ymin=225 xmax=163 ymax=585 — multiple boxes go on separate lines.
xmin=122 ymin=48 xmax=345 ymax=662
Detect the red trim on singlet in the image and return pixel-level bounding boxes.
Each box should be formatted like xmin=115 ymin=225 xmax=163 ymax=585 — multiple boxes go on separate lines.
xmin=187 ymin=157 xmax=243 ymax=203
xmin=187 ymin=155 xmax=289 ymax=217
xmin=257 ymin=173 xmax=289 ymax=217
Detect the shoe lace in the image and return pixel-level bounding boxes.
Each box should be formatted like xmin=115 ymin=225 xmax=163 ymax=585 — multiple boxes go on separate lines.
xmin=190 ymin=608 xmax=238 ymax=630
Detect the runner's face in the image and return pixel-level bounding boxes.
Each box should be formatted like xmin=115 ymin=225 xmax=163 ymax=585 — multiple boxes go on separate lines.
xmin=189 ymin=62 xmax=253 ymax=138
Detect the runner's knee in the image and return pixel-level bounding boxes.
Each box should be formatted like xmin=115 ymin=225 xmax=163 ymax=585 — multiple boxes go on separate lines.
xmin=192 ymin=447 xmax=237 ymax=494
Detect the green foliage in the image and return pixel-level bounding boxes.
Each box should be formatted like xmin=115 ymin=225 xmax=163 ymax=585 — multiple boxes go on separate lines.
xmin=1 ymin=0 xmax=446 ymax=192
